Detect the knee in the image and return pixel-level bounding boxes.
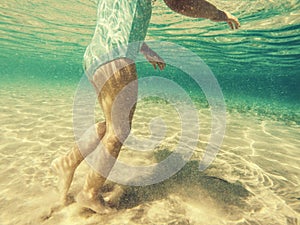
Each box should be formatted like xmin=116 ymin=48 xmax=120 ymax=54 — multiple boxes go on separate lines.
xmin=103 ymin=135 xmax=122 ymax=157
xmin=101 ymin=122 xmax=132 ymax=154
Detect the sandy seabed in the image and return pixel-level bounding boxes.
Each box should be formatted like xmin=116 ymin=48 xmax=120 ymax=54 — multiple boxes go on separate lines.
xmin=0 ymin=83 xmax=299 ymax=225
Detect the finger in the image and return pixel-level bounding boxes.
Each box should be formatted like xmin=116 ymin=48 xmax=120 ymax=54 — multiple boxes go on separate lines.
xmin=158 ymin=62 xmax=165 ymax=70
xmin=236 ymin=20 xmax=241 ymax=29
xmin=152 ymin=62 xmax=157 ymax=70
xmin=227 ymin=21 xmax=234 ymax=30
xmin=232 ymin=17 xmax=240 ymax=29
xmin=232 ymin=20 xmax=237 ymax=29
xmin=232 ymin=21 xmax=237 ymax=30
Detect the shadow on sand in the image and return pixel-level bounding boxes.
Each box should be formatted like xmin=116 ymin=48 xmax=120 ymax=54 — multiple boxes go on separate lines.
xmin=117 ymin=149 xmax=250 ymax=210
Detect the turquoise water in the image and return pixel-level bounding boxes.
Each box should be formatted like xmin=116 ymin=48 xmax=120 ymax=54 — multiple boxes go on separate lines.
xmin=1 ymin=0 xmax=299 ymax=123
xmin=1 ymin=0 xmax=300 ymax=224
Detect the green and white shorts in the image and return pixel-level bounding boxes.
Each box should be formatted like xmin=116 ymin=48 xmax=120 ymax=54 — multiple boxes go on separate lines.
xmin=84 ymin=0 xmax=152 ymax=77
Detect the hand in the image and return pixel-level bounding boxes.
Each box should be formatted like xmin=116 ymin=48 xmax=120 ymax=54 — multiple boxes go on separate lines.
xmin=224 ymin=11 xmax=240 ymax=30
xmin=141 ymin=43 xmax=166 ymax=70
xmin=144 ymin=51 xmax=166 ymax=70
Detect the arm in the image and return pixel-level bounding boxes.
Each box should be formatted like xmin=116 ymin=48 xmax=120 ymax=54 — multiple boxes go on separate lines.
xmin=163 ymin=0 xmax=240 ymax=29
xmin=140 ymin=43 xmax=166 ymax=70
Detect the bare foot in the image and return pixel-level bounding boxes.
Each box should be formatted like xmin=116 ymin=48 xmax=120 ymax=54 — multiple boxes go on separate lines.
xmin=51 ymin=156 xmax=76 ymax=205
xmin=76 ymin=191 xmax=113 ymax=214
xmin=103 ymin=185 xmax=124 ymax=208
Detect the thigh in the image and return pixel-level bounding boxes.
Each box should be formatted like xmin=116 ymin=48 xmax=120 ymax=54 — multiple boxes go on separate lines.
xmin=93 ymin=58 xmax=138 ymax=135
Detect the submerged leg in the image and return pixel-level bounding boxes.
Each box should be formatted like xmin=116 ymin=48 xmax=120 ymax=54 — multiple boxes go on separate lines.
xmin=103 ymin=184 xmax=124 ymax=208
xmin=51 ymin=122 xmax=106 ymax=204
xmin=76 ymin=58 xmax=137 ymax=213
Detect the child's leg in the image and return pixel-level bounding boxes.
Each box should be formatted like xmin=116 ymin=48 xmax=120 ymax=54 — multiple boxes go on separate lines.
xmin=51 ymin=121 xmax=106 ymax=204
xmin=76 ymin=58 xmax=137 ymax=213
